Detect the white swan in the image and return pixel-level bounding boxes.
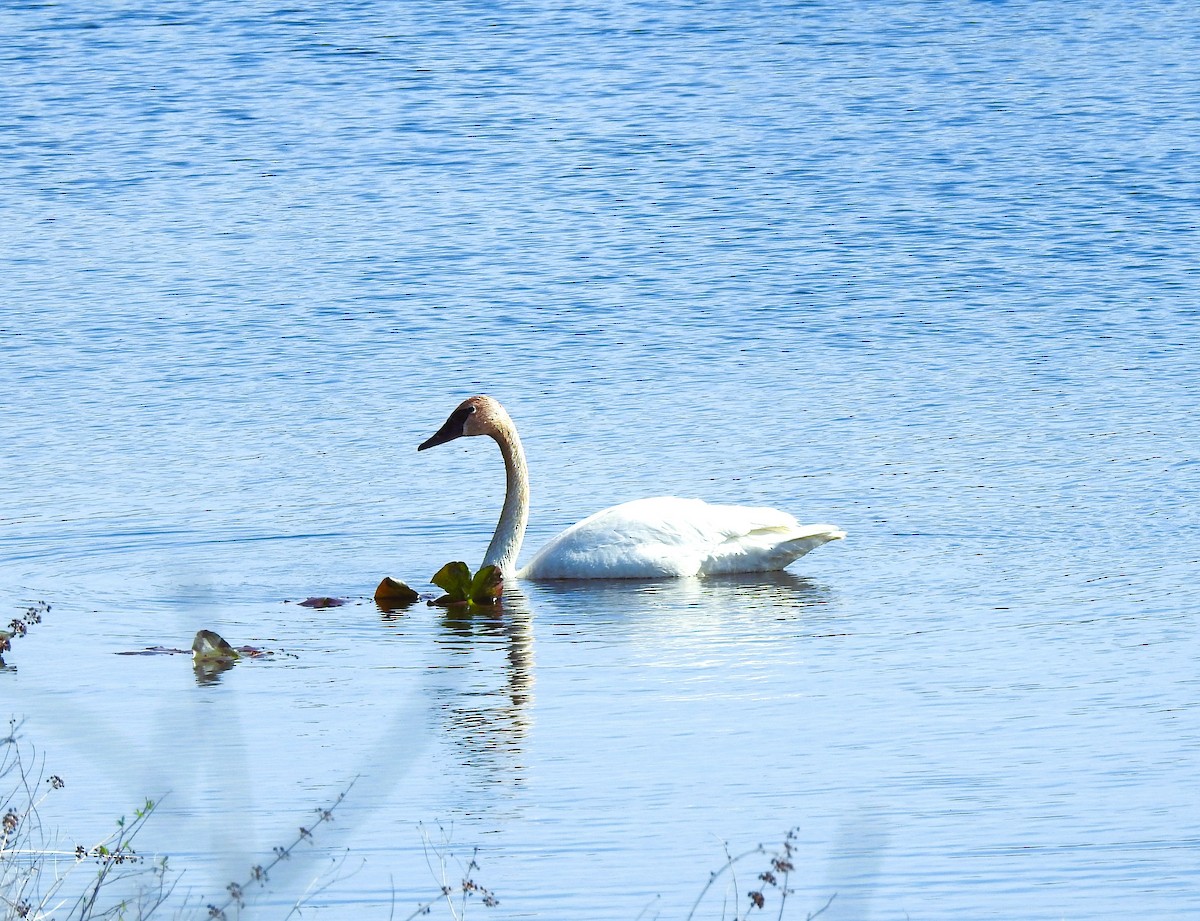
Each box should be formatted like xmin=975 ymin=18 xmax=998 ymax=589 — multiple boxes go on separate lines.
xmin=418 ymin=395 xmax=845 ymax=580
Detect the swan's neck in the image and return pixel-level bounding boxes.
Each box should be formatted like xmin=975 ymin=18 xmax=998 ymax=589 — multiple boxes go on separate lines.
xmin=482 ymin=419 xmax=529 ymax=576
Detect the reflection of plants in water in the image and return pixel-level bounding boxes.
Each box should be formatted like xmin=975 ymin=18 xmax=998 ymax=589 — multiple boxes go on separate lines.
xmin=432 ymin=587 xmax=535 ymax=771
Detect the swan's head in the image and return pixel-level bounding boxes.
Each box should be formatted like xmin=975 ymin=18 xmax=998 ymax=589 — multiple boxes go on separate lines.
xmin=418 ymin=395 xmax=511 ymax=451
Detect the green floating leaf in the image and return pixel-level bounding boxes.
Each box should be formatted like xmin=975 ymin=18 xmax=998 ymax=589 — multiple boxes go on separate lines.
xmin=429 ymin=562 xmax=504 ymax=608
xmin=469 ymin=564 xmax=503 ymax=605
xmin=431 ymin=561 xmax=473 ymax=602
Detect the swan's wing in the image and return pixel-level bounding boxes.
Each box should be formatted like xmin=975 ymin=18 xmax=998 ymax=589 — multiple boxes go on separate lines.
xmin=519 ymin=498 xmax=708 ymax=579
xmin=519 ymin=497 xmax=844 ymax=580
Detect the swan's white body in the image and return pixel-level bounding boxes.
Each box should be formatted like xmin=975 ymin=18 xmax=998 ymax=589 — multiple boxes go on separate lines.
xmin=519 ymin=496 xmax=844 ymax=579
xmin=419 ymin=396 xmax=844 ymax=581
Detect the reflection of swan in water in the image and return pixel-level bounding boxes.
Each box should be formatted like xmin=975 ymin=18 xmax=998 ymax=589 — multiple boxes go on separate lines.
xmin=419 ymin=395 xmax=845 ymax=580
xmin=425 ymin=585 xmax=536 ymax=780
xmin=530 ymin=569 xmax=836 ymax=624
xmin=435 ymin=594 xmax=535 ymax=707
xmin=380 ymin=573 xmax=839 ymax=805
xmin=524 ymin=572 xmax=842 ymax=703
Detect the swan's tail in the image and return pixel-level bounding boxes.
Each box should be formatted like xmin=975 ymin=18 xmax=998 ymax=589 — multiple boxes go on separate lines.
xmin=771 ymin=525 xmax=845 ymax=567
xmin=704 ymin=523 xmax=845 ymax=575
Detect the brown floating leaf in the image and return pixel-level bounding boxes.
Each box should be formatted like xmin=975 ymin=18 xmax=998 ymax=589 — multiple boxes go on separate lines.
xmin=298 ymin=596 xmax=346 ymax=608
xmin=234 ymin=645 xmax=274 ymax=659
xmin=374 ymin=577 xmax=420 ymax=608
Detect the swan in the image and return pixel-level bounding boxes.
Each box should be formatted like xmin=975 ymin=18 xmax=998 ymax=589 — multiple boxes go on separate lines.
xmin=418 ymin=395 xmax=845 ymax=580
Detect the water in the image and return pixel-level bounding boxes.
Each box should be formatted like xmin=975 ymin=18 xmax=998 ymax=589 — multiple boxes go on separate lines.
xmin=2 ymin=1 xmax=1198 ymax=918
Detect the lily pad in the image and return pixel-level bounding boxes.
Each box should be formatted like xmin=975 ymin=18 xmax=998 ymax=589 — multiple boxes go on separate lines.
xmin=431 ymin=562 xmax=473 ymax=601
xmin=430 ymin=562 xmax=503 ymax=608
xmin=468 ymin=564 xmax=503 ymax=604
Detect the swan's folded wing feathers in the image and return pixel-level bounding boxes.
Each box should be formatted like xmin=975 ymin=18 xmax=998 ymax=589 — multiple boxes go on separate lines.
xmin=704 ymin=523 xmax=846 ymax=575
xmin=521 ymin=499 xmax=704 ymax=578
xmin=519 ymin=497 xmax=843 ymax=579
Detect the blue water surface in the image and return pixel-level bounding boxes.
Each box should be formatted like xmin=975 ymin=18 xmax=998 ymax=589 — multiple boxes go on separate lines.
xmin=2 ymin=2 xmax=1198 ymax=919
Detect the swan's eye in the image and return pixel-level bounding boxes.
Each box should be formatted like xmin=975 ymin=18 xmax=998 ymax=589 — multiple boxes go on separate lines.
xmin=447 ymin=403 xmax=475 ymax=431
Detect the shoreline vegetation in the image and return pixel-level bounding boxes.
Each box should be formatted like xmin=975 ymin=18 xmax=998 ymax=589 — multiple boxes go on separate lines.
xmin=4 ymin=601 xmax=832 ymax=920
xmin=0 ymin=604 xmax=48 ymax=672
xmin=2 ymin=720 xmax=497 ymax=920
xmin=3 ymin=717 xmax=831 ymax=920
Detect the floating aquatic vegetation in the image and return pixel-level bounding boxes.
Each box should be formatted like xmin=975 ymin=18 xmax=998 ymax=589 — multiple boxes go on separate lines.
xmin=116 ymin=631 xmax=283 ymax=683
xmin=116 ymin=630 xmax=276 ymax=660
xmin=430 ymin=563 xmax=503 ymax=609
xmin=191 ymin=629 xmax=241 ymax=663
xmin=373 ymin=576 xmax=421 ymax=610
xmin=374 ymin=565 xmax=501 ymax=613
xmin=297 ymin=596 xmax=348 ymax=608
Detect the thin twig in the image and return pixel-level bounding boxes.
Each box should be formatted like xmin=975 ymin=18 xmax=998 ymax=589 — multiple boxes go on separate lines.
xmin=684 ymin=844 xmax=764 ymax=921
xmin=808 ymin=892 xmax=837 ymax=921
xmin=204 ymin=777 xmax=358 ymax=920
xmin=281 ymin=849 xmax=364 ymax=920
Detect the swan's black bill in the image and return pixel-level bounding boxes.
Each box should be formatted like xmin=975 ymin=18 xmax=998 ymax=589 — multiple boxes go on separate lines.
xmin=418 ymin=404 xmax=472 ymax=451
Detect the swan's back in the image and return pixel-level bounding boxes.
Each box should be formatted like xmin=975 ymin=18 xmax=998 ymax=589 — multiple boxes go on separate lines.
xmin=518 ymin=497 xmax=844 ymax=580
